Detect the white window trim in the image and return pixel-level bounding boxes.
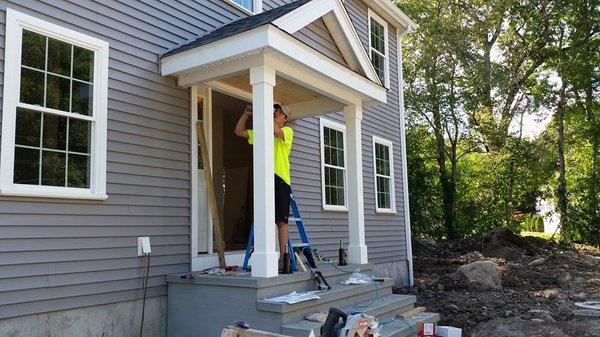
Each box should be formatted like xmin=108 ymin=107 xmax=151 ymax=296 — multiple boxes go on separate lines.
xmin=0 ymin=8 xmax=109 ymax=200
xmin=223 ymin=0 xmax=263 ymax=15
xmin=367 ymin=8 xmax=390 ymax=88
xmin=320 ymin=118 xmax=348 ymax=211
xmin=372 ymin=135 xmax=396 ymax=213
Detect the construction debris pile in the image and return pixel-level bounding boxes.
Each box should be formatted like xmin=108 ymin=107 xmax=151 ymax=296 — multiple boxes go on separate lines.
xmin=396 ymin=228 xmax=600 ymax=337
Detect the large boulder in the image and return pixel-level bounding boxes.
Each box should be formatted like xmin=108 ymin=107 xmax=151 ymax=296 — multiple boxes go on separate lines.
xmin=457 ymin=260 xmax=502 ymax=289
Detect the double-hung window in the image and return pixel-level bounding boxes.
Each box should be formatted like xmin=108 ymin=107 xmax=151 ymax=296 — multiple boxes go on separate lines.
xmin=0 ymin=9 xmax=109 ymax=199
xmin=368 ymin=8 xmax=389 ymax=87
xmin=372 ymin=136 xmax=396 ymax=213
xmin=320 ymin=118 xmax=347 ymax=211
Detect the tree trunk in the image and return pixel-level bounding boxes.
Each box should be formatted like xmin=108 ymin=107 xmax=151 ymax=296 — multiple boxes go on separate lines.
xmin=557 ymin=79 xmax=568 ymax=236
xmin=432 ymin=105 xmax=457 ymax=239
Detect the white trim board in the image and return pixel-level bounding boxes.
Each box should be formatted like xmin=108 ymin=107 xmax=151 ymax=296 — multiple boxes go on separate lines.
xmin=319 ymin=118 xmax=349 ymax=212
xmin=362 ymin=0 xmax=417 ymax=35
xmin=0 ymin=8 xmax=109 ymax=200
xmin=396 ymin=31 xmax=413 ymax=286
xmin=372 ymin=135 xmax=396 ymax=213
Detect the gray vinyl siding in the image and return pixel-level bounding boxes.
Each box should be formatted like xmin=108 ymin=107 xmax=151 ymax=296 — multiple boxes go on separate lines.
xmin=0 ymin=0 xmax=245 ymax=319
xmin=0 ymin=0 xmax=408 ymax=320
xmin=293 ymin=18 xmax=346 ymax=65
xmin=263 ymin=0 xmax=295 ymax=11
xmin=288 ymin=0 xmax=408 ymax=265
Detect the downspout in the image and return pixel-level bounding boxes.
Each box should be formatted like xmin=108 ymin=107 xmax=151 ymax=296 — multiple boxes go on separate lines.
xmin=396 ymin=29 xmax=414 ymax=286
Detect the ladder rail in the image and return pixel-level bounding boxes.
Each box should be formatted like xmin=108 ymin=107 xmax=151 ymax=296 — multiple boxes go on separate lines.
xmin=243 ymin=189 xmax=313 ymax=271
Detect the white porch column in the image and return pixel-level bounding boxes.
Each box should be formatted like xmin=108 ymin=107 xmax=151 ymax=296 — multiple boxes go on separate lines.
xmin=344 ymin=104 xmax=368 ymax=264
xmin=250 ymin=65 xmax=278 ymax=278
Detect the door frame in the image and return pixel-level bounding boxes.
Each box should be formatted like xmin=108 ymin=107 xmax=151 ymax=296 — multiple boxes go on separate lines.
xmin=190 ymin=83 xmax=253 ymax=271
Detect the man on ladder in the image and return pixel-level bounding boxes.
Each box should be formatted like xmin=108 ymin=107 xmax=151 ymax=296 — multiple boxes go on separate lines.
xmin=234 ymin=103 xmax=293 ymax=270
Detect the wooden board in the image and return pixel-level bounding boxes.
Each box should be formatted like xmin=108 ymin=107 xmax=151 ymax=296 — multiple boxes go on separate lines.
xmin=221 ymin=326 xmax=292 ymax=337
xmin=197 ymin=121 xmax=226 ymax=267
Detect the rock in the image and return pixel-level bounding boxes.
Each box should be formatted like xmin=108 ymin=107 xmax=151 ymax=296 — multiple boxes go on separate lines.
xmin=456 ymin=261 xmax=502 ymax=289
xmin=572 ymin=309 xmax=600 ymax=317
xmin=445 ymin=304 xmax=459 ymax=313
xmin=587 ymin=278 xmax=600 ymax=286
xmin=550 ymin=292 xmax=568 ymax=301
xmin=530 ymin=318 xmax=544 ymax=323
xmin=437 ymin=283 xmax=445 ymax=291
xmin=526 ymin=309 xmax=556 ymax=323
xmin=557 ymin=272 xmax=571 ymax=285
xmin=528 ymin=258 xmax=546 ymax=267
xmin=569 ymin=292 xmax=587 ymax=301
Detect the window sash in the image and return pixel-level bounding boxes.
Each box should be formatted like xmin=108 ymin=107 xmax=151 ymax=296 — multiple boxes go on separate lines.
xmin=234 ymin=0 xmax=253 ymax=11
xmin=0 ymin=8 xmax=108 ymax=199
xmin=320 ymin=119 xmax=347 ymax=210
xmin=368 ymin=8 xmax=389 ymax=87
xmin=372 ymin=136 xmax=395 ymax=212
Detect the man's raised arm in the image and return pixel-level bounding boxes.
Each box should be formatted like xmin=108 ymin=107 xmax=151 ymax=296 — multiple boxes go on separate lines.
xmin=234 ymin=106 xmax=252 ymax=138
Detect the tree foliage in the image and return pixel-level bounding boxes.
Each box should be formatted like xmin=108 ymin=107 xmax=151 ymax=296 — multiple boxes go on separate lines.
xmin=398 ymin=0 xmax=599 ymax=244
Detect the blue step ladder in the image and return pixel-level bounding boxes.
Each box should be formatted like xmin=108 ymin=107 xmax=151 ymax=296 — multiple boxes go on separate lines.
xmin=243 ymin=190 xmax=314 ymax=271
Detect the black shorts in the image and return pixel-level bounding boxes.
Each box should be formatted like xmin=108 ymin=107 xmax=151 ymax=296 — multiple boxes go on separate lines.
xmin=274 ymin=175 xmax=291 ymax=224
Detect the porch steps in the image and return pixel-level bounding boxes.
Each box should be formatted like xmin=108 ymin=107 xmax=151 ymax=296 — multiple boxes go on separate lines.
xmin=166 ymin=263 xmax=439 ymax=337
xmin=281 ymin=295 xmax=416 ymax=337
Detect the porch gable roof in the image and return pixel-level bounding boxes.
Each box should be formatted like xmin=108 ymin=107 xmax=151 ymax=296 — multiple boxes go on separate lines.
xmin=161 ymin=0 xmax=383 ymax=87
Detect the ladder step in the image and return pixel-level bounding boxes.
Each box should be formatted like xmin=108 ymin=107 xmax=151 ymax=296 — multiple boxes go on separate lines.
xmin=290 ymin=243 xmax=310 ymax=248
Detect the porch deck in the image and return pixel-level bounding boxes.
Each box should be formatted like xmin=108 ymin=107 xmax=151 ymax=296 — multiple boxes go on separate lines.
xmin=166 ymin=264 xmax=437 ymax=337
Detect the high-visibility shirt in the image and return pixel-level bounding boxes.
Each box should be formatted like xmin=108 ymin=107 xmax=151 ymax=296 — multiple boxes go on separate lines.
xmin=247 ymin=126 xmax=293 ymax=185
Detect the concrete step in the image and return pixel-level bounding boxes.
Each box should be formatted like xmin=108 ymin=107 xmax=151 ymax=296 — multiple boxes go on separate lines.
xmin=282 ymin=294 xmax=417 ymax=337
xmin=256 ymin=263 xmax=375 ymax=298
xmin=381 ymin=312 xmax=440 ymax=337
xmin=257 ymin=279 xmax=396 ymax=322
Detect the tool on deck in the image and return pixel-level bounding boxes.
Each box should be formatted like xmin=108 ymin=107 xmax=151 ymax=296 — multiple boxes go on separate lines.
xmin=338 ymin=240 xmax=348 ymax=266
xmin=306 ymin=258 xmax=331 ymax=291
xmin=242 ymin=190 xmax=317 ymax=271
xmin=197 ymin=121 xmax=227 ymax=268
xmin=321 ymin=307 xmax=381 ymax=337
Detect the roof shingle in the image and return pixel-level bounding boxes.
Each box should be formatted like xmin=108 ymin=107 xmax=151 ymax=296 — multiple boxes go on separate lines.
xmin=162 ymin=0 xmax=310 ymax=58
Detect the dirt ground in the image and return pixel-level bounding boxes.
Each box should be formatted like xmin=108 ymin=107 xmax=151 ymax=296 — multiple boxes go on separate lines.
xmin=395 ymin=228 xmax=600 ymax=336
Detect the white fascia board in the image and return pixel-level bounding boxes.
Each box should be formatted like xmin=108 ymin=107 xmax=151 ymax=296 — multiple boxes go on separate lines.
xmin=160 ymin=25 xmax=270 ymax=76
xmin=272 ymin=0 xmax=381 ymax=86
xmin=267 ymin=27 xmax=387 ymax=104
xmin=362 ymin=0 xmax=417 ymax=35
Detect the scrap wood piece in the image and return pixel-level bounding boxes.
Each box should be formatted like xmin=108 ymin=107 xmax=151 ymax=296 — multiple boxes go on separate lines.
xmin=400 ymin=306 xmax=427 ymax=318
xmin=197 ymin=121 xmax=226 ymax=268
xmin=221 ymin=326 xmax=292 ymax=337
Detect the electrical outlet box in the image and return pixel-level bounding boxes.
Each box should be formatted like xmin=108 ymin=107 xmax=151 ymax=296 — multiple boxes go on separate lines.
xmin=137 ymin=237 xmax=151 ymax=256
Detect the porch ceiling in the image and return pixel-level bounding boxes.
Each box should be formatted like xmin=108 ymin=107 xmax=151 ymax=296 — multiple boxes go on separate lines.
xmin=218 ymin=72 xmax=323 ymax=105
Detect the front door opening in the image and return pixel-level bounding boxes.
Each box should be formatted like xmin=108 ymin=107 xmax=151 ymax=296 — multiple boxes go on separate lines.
xmin=211 ymin=91 xmax=253 ymax=252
